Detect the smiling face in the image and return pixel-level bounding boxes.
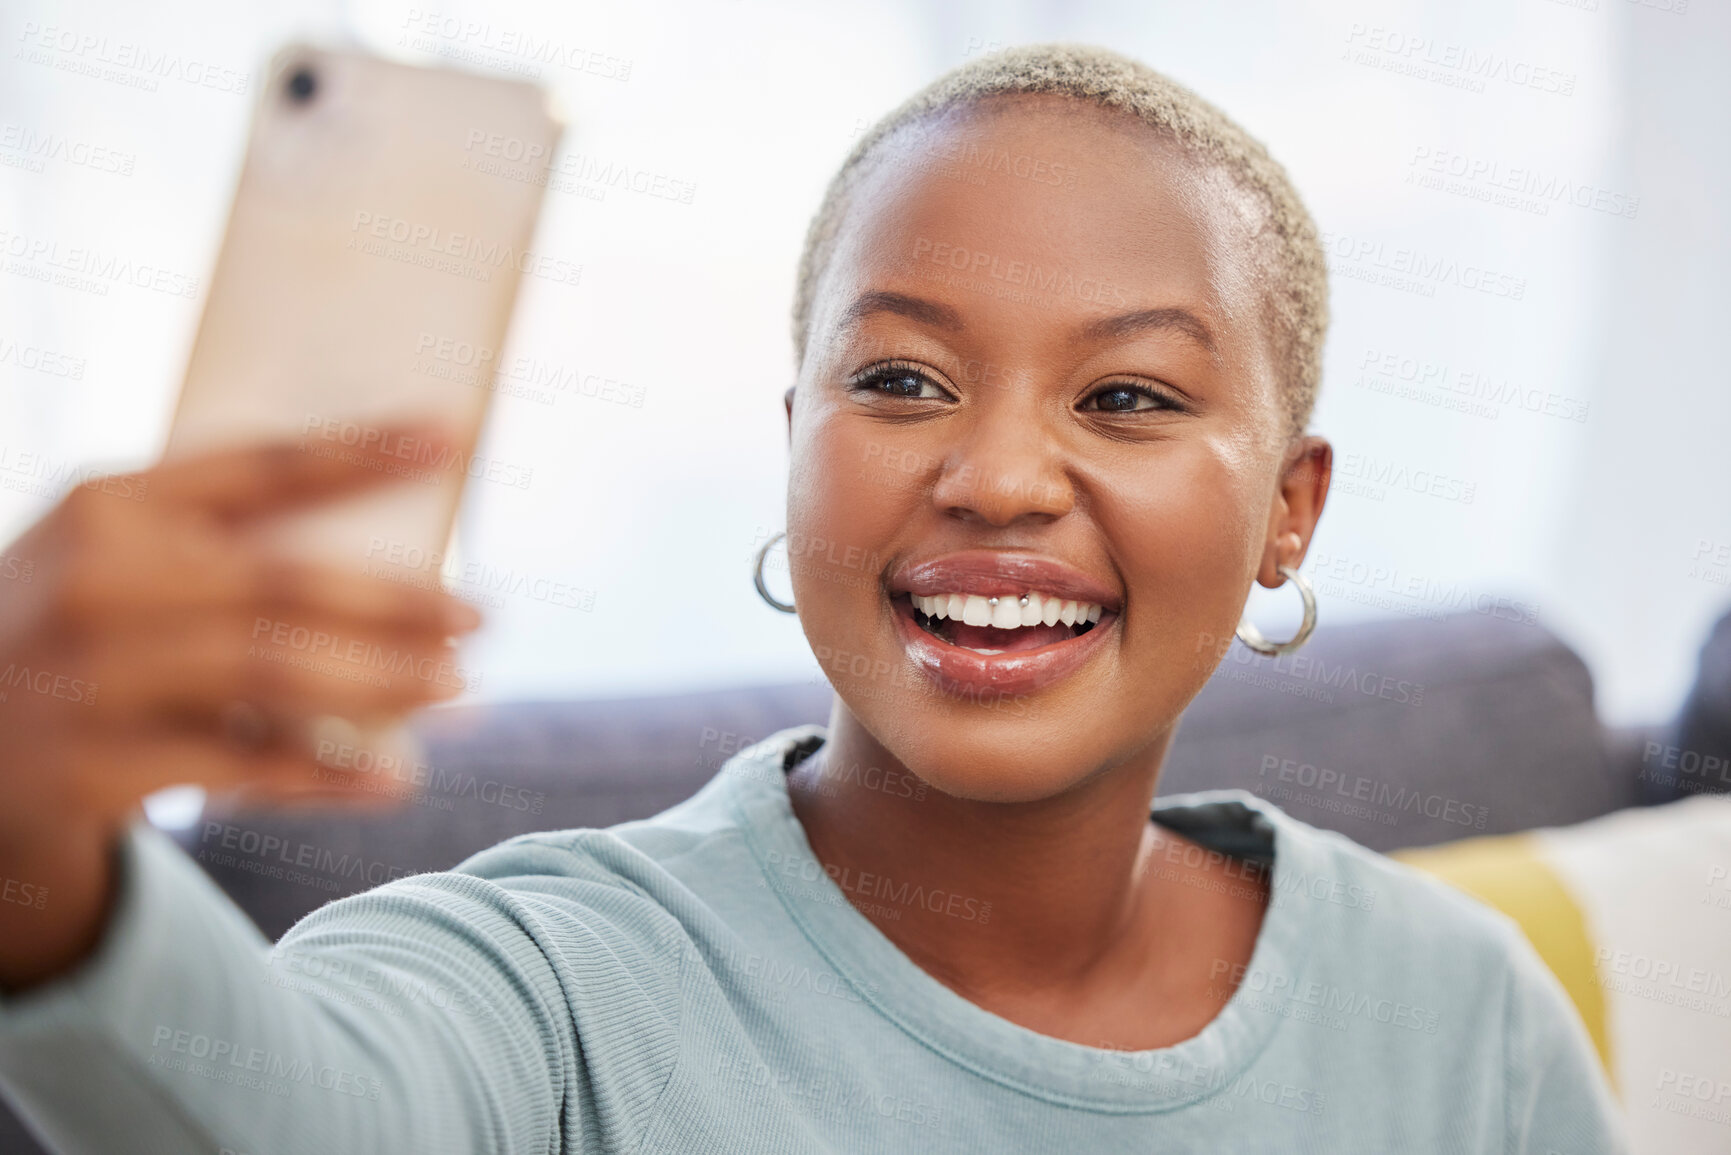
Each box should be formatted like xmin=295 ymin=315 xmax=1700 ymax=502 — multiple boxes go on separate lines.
xmin=786 ymin=95 xmax=1324 ymax=803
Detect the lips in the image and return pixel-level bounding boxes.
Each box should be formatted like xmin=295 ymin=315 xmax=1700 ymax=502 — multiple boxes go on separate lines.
xmin=885 ymin=551 xmax=1121 ymax=697
xmin=888 ymin=551 xmax=1123 ymax=611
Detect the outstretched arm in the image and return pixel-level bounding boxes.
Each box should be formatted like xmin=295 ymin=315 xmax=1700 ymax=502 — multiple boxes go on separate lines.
xmin=0 ymin=820 xmax=577 ymax=1155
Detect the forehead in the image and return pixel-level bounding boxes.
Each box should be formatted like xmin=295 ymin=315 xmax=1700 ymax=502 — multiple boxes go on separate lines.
xmin=815 ymin=96 xmax=1268 ymax=363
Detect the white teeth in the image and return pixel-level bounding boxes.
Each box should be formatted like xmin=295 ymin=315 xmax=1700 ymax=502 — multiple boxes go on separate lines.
xmin=964 ymin=647 xmax=1004 ymax=655
xmin=911 ymin=590 xmax=1107 ymax=629
xmin=1019 ymin=594 xmax=1042 ymax=627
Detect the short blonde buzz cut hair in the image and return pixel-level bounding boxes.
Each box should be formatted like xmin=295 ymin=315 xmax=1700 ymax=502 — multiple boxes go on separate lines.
xmin=791 ymin=43 xmax=1329 ymax=441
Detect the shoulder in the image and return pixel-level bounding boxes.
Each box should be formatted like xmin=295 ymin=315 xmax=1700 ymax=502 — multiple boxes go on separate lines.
xmin=434 ymin=727 xmax=800 ymax=954
xmin=1161 ymin=787 xmax=1527 ymax=964
xmin=270 ymin=785 xmax=760 ymax=1154
xmin=1233 ymin=793 xmax=1624 ymax=1150
xmin=1169 ymin=789 xmax=1568 ymax=1037
xmin=1251 ymin=790 xmax=1538 ymax=962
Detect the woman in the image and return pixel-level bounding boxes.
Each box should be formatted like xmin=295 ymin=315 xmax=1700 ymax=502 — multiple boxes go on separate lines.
xmin=0 ymin=45 xmax=1622 ymax=1153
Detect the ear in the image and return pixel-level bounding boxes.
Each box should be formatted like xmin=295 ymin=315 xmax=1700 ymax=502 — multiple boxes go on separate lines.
xmin=784 ymin=385 xmax=796 ymax=446
xmin=1257 ymin=436 xmax=1331 ymax=588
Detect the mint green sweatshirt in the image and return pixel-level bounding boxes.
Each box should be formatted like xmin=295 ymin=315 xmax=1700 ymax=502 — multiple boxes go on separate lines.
xmin=0 ymin=724 xmax=1625 ymax=1153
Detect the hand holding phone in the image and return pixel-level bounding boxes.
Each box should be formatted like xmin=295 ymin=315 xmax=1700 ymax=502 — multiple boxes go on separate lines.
xmin=0 ymin=425 xmax=480 ymax=990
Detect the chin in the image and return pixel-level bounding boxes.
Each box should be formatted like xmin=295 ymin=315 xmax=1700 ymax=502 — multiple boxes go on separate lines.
xmin=863 ymin=713 xmax=1097 ymax=804
xmin=829 ymin=666 xmax=1158 ymax=805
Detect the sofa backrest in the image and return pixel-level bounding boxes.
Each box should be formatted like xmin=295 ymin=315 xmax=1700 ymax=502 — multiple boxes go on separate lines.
xmin=176 ymin=611 xmax=1632 ymax=940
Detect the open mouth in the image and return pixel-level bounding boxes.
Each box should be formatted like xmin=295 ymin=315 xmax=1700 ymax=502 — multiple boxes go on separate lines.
xmin=882 ymin=552 xmax=1121 ymax=695
xmin=894 ymin=590 xmax=1108 ymax=655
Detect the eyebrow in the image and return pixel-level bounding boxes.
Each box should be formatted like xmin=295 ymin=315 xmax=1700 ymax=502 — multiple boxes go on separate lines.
xmin=1077 ymin=307 xmax=1218 ymax=355
xmin=837 ymin=290 xmax=965 ymax=333
xmin=836 ymin=290 xmax=1218 ymax=357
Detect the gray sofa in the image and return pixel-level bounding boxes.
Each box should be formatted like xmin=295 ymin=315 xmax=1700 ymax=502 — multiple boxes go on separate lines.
xmin=3 ymin=608 xmax=1719 ymax=1154
xmin=173 ymin=610 xmax=1665 ymax=940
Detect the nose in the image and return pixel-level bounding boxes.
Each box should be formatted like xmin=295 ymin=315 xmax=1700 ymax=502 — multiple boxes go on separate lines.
xmin=928 ymin=402 xmax=1075 ymax=528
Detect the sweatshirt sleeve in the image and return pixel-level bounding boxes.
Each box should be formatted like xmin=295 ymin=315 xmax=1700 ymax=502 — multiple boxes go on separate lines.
xmin=0 ymin=819 xmax=579 ymax=1155
xmin=1503 ymin=926 xmax=1630 ymax=1155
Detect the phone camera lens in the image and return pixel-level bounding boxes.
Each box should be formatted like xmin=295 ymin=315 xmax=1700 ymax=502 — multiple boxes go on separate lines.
xmin=286 ymin=66 xmax=317 ymax=104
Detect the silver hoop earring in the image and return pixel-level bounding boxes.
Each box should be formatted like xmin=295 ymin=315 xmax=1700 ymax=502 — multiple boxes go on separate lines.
xmin=1235 ymin=563 xmax=1316 ymax=656
xmin=753 ymin=530 xmax=797 ymax=614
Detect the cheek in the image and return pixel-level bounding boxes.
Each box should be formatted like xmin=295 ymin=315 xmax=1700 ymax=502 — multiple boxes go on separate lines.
xmin=785 ymin=411 xmax=937 ymax=724
xmin=1100 ymin=443 xmax=1264 ymax=662
xmin=785 ymin=412 xmax=906 ymax=623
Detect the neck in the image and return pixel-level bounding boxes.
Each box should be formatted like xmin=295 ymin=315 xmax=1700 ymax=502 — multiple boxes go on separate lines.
xmin=785 ymin=702 xmax=1176 ymax=1000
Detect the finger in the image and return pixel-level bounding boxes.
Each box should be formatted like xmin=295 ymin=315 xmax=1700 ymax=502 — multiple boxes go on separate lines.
xmin=141 ymin=419 xmax=468 ymax=520
xmin=82 ymin=615 xmax=472 ymax=726
xmin=43 ymin=722 xmax=431 ymax=822
xmin=46 ymin=728 xmax=334 ymax=820
xmin=54 ymin=509 xmax=483 ymax=635
xmin=215 ymin=771 xmax=412 ymax=814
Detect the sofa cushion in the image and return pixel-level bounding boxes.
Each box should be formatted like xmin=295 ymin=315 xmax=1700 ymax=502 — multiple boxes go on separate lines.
xmin=1160 ymin=611 xmax=1630 ymax=851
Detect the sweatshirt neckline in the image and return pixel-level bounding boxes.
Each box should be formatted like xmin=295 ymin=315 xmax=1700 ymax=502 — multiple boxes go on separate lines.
xmin=727 ymin=724 xmax=1318 ymax=1114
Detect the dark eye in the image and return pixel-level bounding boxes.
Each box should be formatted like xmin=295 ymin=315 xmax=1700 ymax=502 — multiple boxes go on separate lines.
xmin=874 ymin=372 xmax=932 ymax=398
xmin=1083 ymin=383 xmax=1175 ymax=413
xmin=850 ymin=362 xmax=951 ymax=401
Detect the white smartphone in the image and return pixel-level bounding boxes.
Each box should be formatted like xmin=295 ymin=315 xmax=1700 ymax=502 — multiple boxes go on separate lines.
xmin=162 ymin=44 xmax=563 ymax=582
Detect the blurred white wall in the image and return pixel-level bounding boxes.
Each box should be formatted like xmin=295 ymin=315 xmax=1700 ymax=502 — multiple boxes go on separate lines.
xmin=2 ymin=0 xmax=1726 ymax=730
